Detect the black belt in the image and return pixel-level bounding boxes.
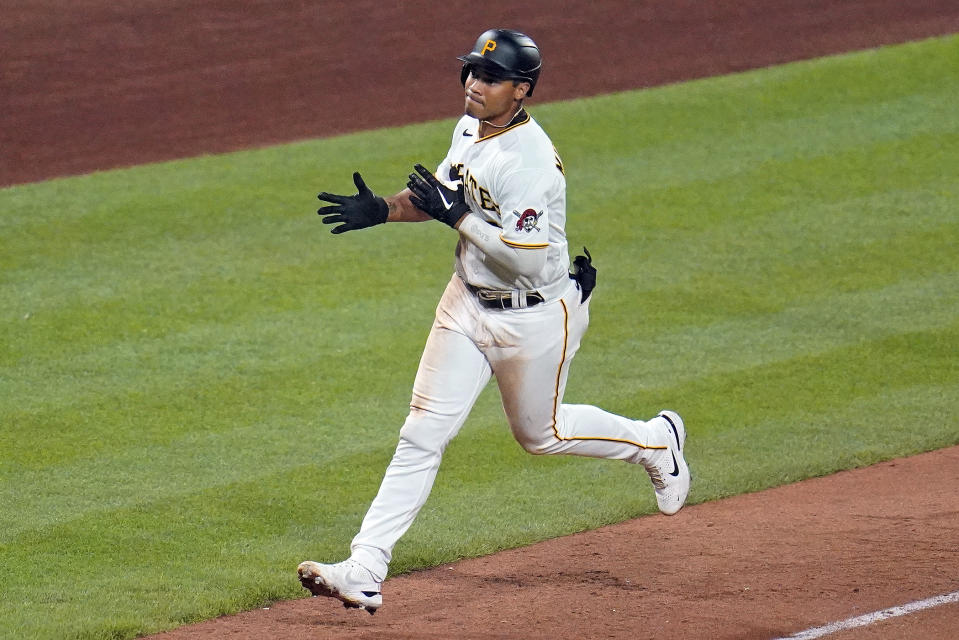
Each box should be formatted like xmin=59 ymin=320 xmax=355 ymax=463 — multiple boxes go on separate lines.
xmin=466 ymin=283 xmax=545 ymax=309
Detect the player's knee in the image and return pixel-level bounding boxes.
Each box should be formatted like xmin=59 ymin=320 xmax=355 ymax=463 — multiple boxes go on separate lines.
xmin=510 ymin=415 xmax=566 ymax=455
xmin=512 ymin=428 xmax=557 ymax=456
xmin=398 ymin=406 xmax=453 ymax=455
xmin=521 ymin=440 xmax=551 ymax=455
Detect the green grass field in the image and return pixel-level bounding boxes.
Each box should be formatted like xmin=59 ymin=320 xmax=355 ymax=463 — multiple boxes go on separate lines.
xmin=2 ymin=34 xmax=957 ymax=639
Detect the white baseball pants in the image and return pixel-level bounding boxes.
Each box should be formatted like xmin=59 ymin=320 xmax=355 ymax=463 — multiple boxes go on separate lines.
xmin=350 ymin=274 xmax=668 ymax=580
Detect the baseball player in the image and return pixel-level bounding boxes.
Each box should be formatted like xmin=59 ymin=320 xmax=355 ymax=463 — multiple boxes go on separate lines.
xmin=298 ymin=28 xmax=690 ymax=614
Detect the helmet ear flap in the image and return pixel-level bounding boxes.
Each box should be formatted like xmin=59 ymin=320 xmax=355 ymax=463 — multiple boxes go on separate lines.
xmin=460 ymin=63 xmax=473 ymax=87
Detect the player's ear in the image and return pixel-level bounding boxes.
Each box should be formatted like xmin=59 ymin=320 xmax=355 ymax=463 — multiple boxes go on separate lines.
xmin=514 ymin=81 xmax=530 ymax=100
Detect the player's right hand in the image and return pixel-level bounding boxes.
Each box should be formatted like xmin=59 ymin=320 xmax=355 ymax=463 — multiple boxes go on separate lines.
xmin=318 ymin=172 xmax=389 ymax=234
xmin=407 ymin=163 xmax=470 ymax=229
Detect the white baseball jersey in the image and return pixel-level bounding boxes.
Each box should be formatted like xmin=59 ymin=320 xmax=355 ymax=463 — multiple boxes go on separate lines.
xmin=438 ymin=111 xmax=570 ymax=296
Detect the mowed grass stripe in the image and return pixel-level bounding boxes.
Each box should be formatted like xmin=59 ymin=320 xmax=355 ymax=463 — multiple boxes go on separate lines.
xmin=566 ymin=90 xmax=955 ymax=210
xmin=1 ymin=453 xmax=393 ymax=639
xmin=589 ymin=270 xmax=959 ymax=396
xmin=5 ymin=294 xmax=435 ymax=413
xmin=597 ymin=185 xmax=957 ymax=331
xmin=542 ymin=34 xmax=957 ymax=154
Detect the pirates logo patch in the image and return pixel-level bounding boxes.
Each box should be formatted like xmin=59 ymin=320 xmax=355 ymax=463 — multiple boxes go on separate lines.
xmin=513 ymin=208 xmax=544 ymax=233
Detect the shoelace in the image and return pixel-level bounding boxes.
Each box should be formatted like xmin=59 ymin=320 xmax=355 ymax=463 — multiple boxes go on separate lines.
xmin=645 ymin=457 xmax=666 ymax=490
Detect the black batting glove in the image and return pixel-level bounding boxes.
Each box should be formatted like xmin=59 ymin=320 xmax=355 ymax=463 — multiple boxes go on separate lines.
xmin=407 ymin=163 xmax=470 ymax=228
xmin=570 ymin=247 xmax=597 ymax=302
xmin=317 ymin=172 xmax=389 ymax=234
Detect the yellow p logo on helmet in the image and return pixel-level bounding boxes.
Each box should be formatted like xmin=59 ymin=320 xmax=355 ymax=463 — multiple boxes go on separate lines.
xmin=481 ymin=39 xmax=497 ymax=55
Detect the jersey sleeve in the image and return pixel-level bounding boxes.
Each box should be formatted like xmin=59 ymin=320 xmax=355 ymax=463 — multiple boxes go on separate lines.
xmin=496 ymin=167 xmax=555 ymax=249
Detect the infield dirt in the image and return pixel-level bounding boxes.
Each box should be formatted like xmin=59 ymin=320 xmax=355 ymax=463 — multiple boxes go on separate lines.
xmin=4 ymin=2 xmax=958 ymax=638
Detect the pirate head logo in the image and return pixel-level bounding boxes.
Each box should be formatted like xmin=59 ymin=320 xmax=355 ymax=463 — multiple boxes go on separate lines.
xmin=513 ymin=208 xmax=544 ymax=233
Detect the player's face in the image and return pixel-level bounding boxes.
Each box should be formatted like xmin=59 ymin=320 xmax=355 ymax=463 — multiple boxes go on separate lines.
xmin=464 ymin=69 xmax=529 ymax=125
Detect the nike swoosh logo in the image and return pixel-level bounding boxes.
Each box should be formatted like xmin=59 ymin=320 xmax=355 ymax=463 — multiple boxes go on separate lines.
xmin=438 ymin=188 xmax=454 ymax=210
xmin=668 ymin=451 xmax=680 ymax=477
xmin=462 ymin=130 xmax=473 ymax=137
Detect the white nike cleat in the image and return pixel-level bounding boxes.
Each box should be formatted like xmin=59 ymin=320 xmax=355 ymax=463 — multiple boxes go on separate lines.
xmin=641 ymin=410 xmax=691 ymax=515
xmin=297 ymin=559 xmax=383 ymax=614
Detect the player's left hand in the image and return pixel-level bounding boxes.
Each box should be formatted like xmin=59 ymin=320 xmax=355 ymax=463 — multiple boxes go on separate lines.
xmin=407 ymin=164 xmax=470 ymax=228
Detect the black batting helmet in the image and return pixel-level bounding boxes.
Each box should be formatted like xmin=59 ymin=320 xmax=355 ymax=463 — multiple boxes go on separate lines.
xmin=458 ymin=29 xmax=542 ymax=97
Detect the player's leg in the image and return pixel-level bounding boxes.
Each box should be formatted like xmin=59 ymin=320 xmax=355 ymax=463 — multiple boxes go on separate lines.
xmin=299 ymin=277 xmax=492 ymax=610
xmin=490 ymin=296 xmax=649 ymax=459
xmin=348 ymin=277 xmax=492 ymax=579
xmin=488 ymin=282 xmax=689 ymax=513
